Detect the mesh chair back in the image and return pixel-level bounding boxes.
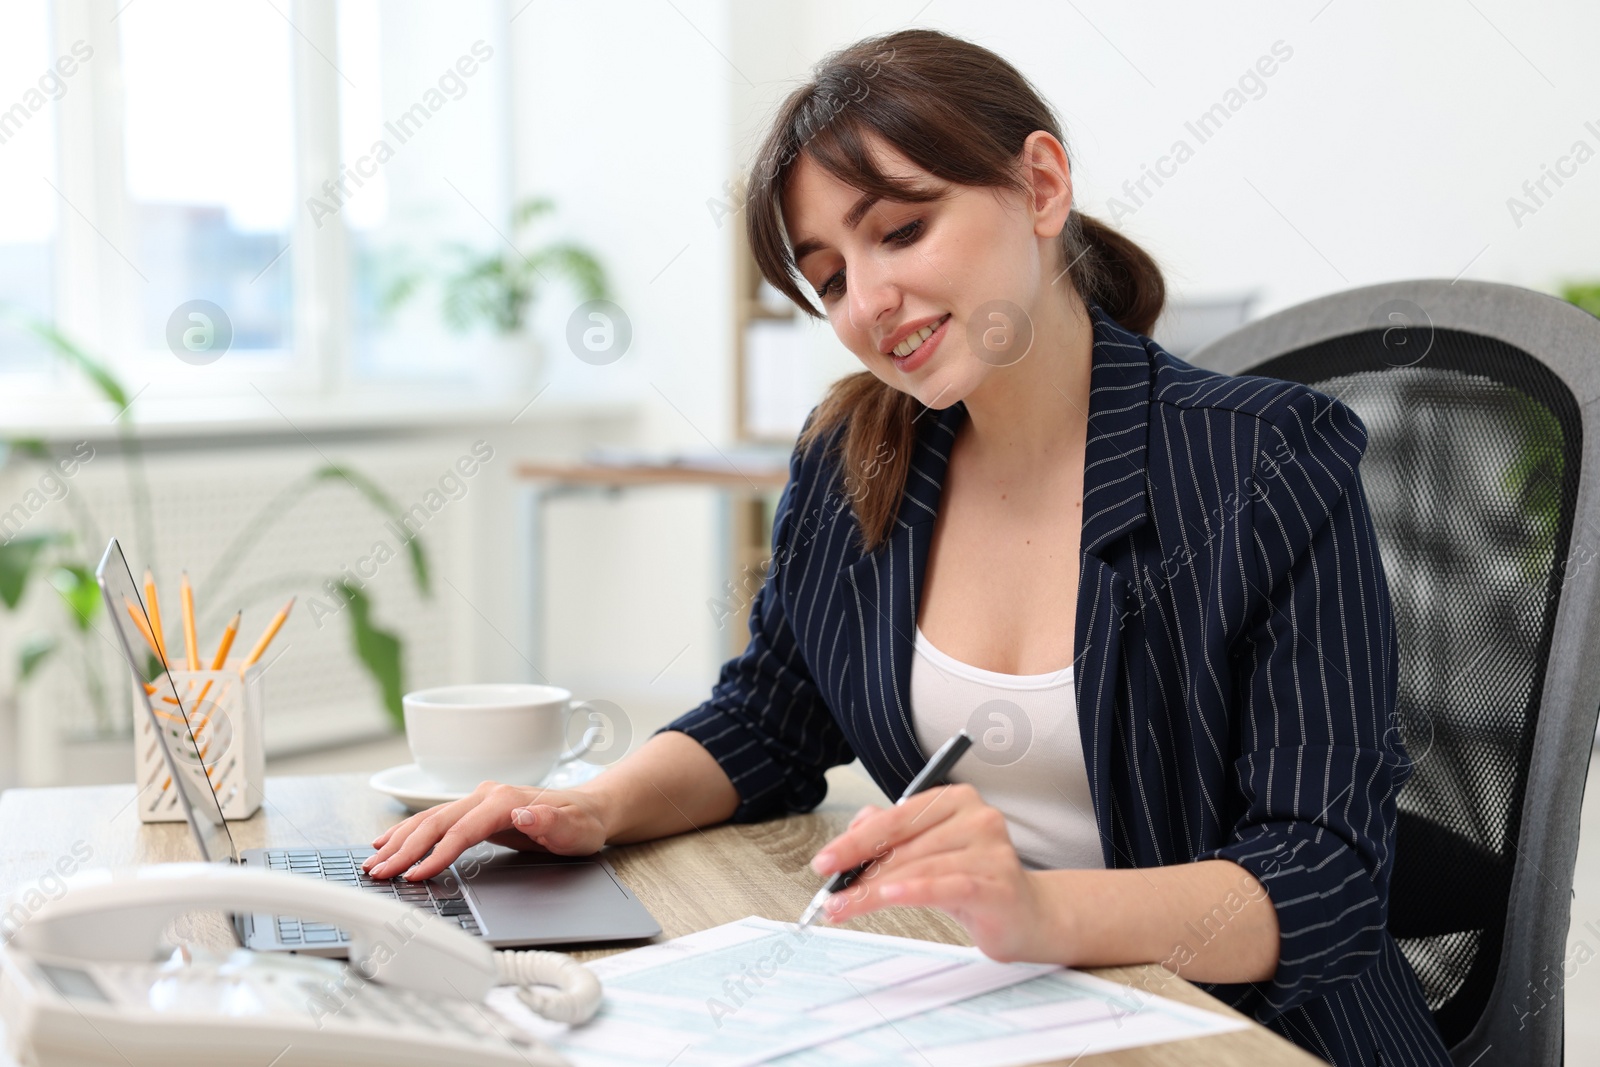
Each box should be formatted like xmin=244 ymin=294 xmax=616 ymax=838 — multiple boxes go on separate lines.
xmin=1190 ymin=280 xmax=1600 ymax=1066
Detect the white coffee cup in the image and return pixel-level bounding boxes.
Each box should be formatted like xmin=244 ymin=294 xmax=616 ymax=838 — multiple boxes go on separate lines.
xmin=402 ymin=683 xmax=599 ymax=793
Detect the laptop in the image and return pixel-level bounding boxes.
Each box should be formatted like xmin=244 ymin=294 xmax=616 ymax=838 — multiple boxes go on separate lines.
xmin=95 ymin=537 xmax=661 ymax=955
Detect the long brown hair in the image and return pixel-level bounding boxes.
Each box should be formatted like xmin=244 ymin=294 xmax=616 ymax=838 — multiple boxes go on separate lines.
xmin=744 ymin=28 xmax=1165 ymax=553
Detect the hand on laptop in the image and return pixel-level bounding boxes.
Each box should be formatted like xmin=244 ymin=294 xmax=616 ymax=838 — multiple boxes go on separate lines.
xmin=363 ymin=781 xmax=609 ymax=882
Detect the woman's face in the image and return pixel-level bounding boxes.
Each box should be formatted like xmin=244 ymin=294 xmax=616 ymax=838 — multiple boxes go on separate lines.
xmin=783 ymin=132 xmax=1069 ymax=411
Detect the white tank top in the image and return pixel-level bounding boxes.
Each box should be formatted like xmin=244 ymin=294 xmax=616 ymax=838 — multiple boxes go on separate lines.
xmin=909 ymin=626 xmax=1104 ymax=871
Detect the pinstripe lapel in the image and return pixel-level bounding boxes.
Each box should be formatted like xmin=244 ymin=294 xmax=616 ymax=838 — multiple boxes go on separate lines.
xmin=838 ymin=401 xmax=967 ymax=794
xmin=837 ymin=304 xmax=1155 ymax=826
xmin=1076 ymin=305 xmax=1154 ymax=868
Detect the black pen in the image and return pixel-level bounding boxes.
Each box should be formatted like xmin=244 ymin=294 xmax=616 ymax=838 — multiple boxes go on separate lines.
xmin=797 ymin=730 xmax=974 ymax=928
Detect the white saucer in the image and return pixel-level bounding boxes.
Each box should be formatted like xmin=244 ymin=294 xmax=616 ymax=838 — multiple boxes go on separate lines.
xmin=369 ymin=760 xmax=606 ymax=812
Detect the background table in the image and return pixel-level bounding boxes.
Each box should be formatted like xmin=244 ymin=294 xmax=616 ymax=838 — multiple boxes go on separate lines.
xmin=0 ymin=775 xmax=1321 ymax=1066
xmin=516 ymin=458 xmax=790 ymax=665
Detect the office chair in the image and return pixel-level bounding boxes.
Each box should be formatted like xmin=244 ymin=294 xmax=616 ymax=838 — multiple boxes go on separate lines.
xmin=1189 ymin=279 xmax=1600 ymax=1066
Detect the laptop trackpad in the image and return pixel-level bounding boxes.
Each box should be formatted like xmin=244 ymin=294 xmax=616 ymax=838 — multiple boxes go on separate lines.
xmin=462 ymin=851 xmax=654 ymax=944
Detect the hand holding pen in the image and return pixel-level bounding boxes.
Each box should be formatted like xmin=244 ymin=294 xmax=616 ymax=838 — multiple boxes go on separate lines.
xmin=798 ymin=729 xmax=1062 ymax=964
xmin=798 ymin=730 xmax=973 ymax=927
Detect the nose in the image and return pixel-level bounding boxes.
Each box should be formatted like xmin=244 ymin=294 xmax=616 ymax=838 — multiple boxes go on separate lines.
xmin=844 ymin=255 xmax=899 ymax=340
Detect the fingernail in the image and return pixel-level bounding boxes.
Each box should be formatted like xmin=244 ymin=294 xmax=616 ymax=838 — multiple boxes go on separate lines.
xmin=880 ymin=884 xmax=904 ymax=901
xmin=512 ymin=807 xmax=533 ymax=826
xmin=811 ymin=851 xmax=835 ymax=874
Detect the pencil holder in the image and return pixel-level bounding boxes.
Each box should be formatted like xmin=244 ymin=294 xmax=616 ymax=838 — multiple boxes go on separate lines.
xmin=132 ymin=659 xmax=266 ymax=823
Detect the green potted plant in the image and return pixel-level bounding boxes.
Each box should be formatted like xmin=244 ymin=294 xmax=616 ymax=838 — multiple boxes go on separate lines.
xmin=0 ymin=308 xmax=429 ymax=787
xmin=381 ymin=196 xmax=611 ymax=390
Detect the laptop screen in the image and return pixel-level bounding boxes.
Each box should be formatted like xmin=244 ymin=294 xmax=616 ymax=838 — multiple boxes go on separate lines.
xmin=95 ymin=538 xmax=238 ymax=864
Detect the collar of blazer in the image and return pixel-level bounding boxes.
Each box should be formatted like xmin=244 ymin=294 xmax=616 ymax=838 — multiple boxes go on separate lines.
xmin=831 ymin=301 xmax=1153 ymax=808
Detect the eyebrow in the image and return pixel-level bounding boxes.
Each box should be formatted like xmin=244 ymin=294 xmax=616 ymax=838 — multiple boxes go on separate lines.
xmin=792 ymin=192 xmax=881 ymax=264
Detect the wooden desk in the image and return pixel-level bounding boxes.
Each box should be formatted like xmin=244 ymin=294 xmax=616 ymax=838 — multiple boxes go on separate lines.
xmin=0 ymin=776 xmax=1319 ymax=1066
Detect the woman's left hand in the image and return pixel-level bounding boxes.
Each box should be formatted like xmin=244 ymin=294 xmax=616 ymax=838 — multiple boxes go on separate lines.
xmin=810 ymin=782 xmax=1068 ymax=963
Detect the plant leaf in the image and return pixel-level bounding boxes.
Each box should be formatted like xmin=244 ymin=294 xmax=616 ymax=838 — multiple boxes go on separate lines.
xmin=432 ymin=198 xmax=608 ymax=334
xmin=512 ymin=196 xmax=556 ymax=231
xmin=1562 ymin=282 xmax=1600 ymax=320
xmin=340 ymin=581 xmax=405 ymax=730
xmin=527 ymin=243 xmax=611 ymax=302
xmin=2 ymin=310 xmax=131 ymax=413
xmin=7 ymin=439 xmax=48 ymax=462
xmin=20 ymin=633 xmax=55 ymax=681
xmin=313 ymin=466 xmax=431 ymax=596
xmin=0 ymin=533 xmax=59 ymax=610
xmin=48 ymin=563 xmax=100 ymax=631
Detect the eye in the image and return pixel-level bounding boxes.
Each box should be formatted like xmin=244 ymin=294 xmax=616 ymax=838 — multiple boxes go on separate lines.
xmin=813 ymin=219 xmax=926 ymax=300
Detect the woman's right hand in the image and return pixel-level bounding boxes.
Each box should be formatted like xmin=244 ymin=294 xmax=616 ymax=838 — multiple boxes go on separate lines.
xmin=362 ymin=781 xmax=611 ymax=882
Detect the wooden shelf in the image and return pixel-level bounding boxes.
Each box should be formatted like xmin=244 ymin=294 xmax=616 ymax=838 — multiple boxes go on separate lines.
xmin=732 ymin=217 xmax=801 ymax=446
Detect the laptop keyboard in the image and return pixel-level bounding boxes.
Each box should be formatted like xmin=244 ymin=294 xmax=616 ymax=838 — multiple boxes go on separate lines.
xmin=261 ymin=848 xmax=482 ymax=945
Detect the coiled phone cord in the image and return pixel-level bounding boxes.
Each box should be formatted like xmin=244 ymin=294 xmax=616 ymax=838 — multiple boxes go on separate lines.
xmin=495 ymin=949 xmax=603 ymax=1025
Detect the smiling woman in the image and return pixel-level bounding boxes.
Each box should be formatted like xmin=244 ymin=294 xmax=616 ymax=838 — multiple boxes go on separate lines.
xmin=366 ymin=26 xmax=1452 ymax=1067
xmin=744 ymin=39 xmax=1163 ymax=551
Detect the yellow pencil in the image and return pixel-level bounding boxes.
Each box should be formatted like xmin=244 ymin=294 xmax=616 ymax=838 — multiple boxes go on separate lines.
xmin=191 ymin=610 xmax=242 ymax=712
xmin=243 ymin=596 xmax=295 ymax=667
xmin=129 ymin=595 xmax=185 ymax=750
xmin=154 ymin=594 xmax=241 ymax=798
xmin=180 ymin=571 xmax=200 ymax=671
xmin=142 ymin=568 xmax=169 ymax=664
xmin=123 ymin=597 xmax=165 ymax=666
xmin=210 ymin=610 xmax=241 ymax=669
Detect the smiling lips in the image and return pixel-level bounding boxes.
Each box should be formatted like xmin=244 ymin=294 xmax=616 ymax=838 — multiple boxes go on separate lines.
xmin=888 ymin=313 xmax=951 ymax=374
xmin=891 ymin=314 xmax=951 ymax=358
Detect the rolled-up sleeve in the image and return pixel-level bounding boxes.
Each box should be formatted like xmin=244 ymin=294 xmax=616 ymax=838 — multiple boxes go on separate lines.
xmin=1191 ymin=388 xmax=1412 ymax=1023
xmin=655 ymin=434 xmax=857 ymax=823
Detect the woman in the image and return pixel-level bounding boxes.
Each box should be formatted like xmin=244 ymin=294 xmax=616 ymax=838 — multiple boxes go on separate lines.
xmin=366 ymin=28 xmax=1450 ymax=1066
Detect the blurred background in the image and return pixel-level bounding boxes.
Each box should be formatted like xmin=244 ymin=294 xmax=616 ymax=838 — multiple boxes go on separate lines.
xmin=0 ymin=0 xmax=1597 ymax=1052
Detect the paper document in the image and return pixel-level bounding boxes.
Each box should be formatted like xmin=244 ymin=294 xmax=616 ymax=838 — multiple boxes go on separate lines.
xmin=768 ymin=965 xmax=1250 ymax=1066
xmin=486 ymin=916 xmax=1057 ymax=1067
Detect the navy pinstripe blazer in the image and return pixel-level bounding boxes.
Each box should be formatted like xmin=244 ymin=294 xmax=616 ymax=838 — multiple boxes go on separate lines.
xmin=661 ymin=303 xmax=1452 ymax=1066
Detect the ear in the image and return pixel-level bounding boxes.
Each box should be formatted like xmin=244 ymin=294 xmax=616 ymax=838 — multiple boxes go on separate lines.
xmin=1021 ymin=130 xmax=1073 ymax=240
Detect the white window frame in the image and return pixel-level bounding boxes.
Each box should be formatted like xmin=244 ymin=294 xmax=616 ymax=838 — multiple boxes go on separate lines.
xmin=24 ymin=0 xmax=511 ymax=414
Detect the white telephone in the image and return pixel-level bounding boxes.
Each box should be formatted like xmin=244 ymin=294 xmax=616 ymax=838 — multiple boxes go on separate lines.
xmin=0 ymin=864 xmax=602 ymax=1067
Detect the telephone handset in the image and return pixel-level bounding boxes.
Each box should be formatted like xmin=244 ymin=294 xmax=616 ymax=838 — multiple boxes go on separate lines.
xmin=0 ymin=864 xmax=601 ymax=1067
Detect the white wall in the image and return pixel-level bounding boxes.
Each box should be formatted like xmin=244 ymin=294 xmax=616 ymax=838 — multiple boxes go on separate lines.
xmin=774 ymin=0 xmax=1598 ymax=317
xmin=505 ymin=0 xmax=739 ymax=734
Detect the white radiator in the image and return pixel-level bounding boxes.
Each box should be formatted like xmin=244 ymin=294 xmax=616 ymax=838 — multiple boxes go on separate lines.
xmin=2 ymin=430 xmax=488 ymax=784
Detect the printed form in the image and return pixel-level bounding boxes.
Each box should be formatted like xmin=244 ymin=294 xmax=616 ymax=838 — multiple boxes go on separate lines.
xmin=769 ymin=964 xmax=1250 ymax=1066
xmin=488 ymin=916 xmax=1247 ymax=1067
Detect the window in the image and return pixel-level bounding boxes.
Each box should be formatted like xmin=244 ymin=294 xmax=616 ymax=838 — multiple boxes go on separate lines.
xmin=0 ymin=0 xmax=511 ymax=406
xmin=118 ymin=0 xmax=296 ymax=362
xmin=0 ymin=0 xmax=59 ymax=376
xmin=336 ymin=0 xmax=512 ymax=383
